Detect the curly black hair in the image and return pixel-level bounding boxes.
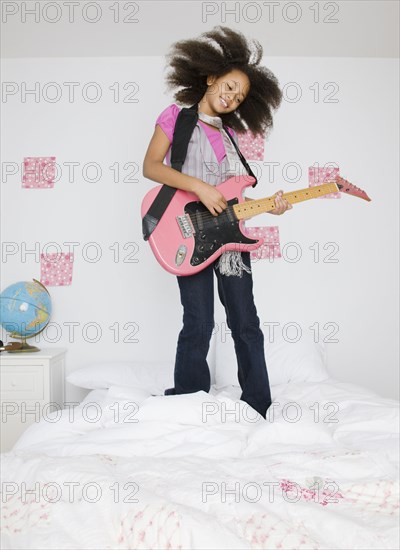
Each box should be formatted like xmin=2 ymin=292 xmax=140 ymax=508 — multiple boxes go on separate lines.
xmin=163 ymin=25 xmax=283 ymax=137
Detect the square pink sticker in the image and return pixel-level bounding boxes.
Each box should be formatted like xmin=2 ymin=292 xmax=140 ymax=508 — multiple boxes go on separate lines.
xmin=23 ymin=157 xmax=56 ymax=188
xmin=237 ymin=131 xmax=265 ymax=161
xmin=40 ymin=252 xmax=74 ymax=286
xmin=308 ymin=166 xmax=341 ymax=199
xmin=243 ymin=225 xmax=281 ymax=261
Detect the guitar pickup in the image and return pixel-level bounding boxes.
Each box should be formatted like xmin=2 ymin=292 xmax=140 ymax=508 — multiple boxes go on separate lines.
xmin=176 ymin=214 xmax=195 ymax=238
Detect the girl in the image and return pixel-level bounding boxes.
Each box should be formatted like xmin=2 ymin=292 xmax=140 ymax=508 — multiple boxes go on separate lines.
xmin=142 ymin=26 xmax=292 ymax=419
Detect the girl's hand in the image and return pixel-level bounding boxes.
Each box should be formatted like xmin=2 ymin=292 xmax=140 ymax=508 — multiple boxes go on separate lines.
xmin=195 ymin=181 xmax=228 ymax=216
xmin=270 ymin=190 xmax=293 ymax=215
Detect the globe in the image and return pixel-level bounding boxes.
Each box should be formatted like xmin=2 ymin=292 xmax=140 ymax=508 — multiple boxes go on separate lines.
xmin=0 ymin=279 xmax=52 ymax=352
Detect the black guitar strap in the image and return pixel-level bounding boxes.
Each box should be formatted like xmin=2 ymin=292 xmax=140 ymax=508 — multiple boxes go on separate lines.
xmin=142 ymin=102 xmax=258 ymax=241
xmin=142 ymin=103 xmax=199 ymax=241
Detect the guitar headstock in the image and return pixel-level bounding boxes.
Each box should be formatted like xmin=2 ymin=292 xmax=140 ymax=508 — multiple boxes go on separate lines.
xmin=335 ymin=175 xmax=371 ymax=202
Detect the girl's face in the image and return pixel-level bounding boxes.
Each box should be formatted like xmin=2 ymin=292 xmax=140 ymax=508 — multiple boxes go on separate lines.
xmin=200 ymin=69 xmax=250 ymax=116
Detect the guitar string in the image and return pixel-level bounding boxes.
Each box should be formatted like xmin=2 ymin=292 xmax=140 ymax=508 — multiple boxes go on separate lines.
xmin=183 ymin=187 xmax=327 ymax=225
xmin=186 ymin=196 xmax=295 ymax=225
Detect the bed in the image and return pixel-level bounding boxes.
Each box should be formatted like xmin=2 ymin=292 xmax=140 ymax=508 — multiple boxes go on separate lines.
xmin=1 ymin=332 xmax=399 ymax=549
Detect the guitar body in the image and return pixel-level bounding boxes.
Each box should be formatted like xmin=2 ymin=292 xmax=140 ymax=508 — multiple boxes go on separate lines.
xmin=141 ymin=175 xmax=263 ymax=276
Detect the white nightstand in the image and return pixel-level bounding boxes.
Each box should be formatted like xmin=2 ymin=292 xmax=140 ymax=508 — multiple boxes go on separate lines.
xmin=0 ymin=348 xmax=66 ymax=452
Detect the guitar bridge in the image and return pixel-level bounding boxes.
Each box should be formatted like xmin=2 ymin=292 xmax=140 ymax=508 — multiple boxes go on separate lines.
xmin=176 ymin=214 xmax=195 ymax=238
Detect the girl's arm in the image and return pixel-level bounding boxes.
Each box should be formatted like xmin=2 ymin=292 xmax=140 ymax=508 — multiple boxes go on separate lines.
xmin=142 ymin=125 xmax=228 ymax=216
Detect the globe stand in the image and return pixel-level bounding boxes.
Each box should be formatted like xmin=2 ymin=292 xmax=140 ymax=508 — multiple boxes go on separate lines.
xmin=6 ymin=334 xmax=40 ymax=353
xmin=6 ymin=339 xmax=40 ymax=353
xmin=7 ymin=322 xmax=49 ymax=353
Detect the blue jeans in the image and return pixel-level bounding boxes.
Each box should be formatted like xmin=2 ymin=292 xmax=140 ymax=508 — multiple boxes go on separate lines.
xmin=164 ymin=252 xmax=272 ymax=419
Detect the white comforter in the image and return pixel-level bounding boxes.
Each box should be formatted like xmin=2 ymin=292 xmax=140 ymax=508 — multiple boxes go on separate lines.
xmin=1 ymin=379 xmax=399 ymax=549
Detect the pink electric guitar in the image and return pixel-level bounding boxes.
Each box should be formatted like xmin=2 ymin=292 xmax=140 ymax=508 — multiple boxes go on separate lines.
xmin=141 ymin=174 xmax=371 ymax=276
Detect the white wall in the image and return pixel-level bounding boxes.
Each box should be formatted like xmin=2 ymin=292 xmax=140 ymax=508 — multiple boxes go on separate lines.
xmin=1 ymin=1 xmax=398 ymax=59
xmin=1 ymin=55 xmax=398 ymax=403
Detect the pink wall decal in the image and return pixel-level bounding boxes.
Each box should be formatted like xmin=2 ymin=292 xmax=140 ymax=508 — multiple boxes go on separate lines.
xmin=22 ymin=157 xmax=55 ymax=188
xmin=40 ymin=252 xmax=74 ymax=286
xmin=308 ymin=166 xmax=341 ymax=198
xmin=243 ymin=225 xmax=281 ymax=261
xmin=237 ymin=131 xmax=265 ymax=160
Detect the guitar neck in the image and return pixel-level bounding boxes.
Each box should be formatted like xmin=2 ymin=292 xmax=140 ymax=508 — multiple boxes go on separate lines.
xmin=233 ymin=181 xmax=339 ymax=220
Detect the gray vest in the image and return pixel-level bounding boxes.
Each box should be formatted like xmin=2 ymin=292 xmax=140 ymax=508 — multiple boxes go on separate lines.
xmin=164 ymin=120 xmax=248 ymax=185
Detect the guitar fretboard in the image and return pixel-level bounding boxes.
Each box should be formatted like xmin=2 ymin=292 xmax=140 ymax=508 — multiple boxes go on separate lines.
xmin=233 ymin=182 xmax=339 ymax=220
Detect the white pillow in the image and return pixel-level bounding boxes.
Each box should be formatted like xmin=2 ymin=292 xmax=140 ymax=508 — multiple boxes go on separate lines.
xmin=105 ymin=384 xmax=152 ymax=404
xmin=79 ymin=388 xmax=108 ymax=407
xmin=215 ymin=328 xmax=329 ymax=388
xmin=66 ymin=361 xmax=174 ymax=394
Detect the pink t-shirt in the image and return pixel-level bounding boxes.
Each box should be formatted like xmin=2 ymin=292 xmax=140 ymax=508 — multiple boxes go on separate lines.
xmin=155 ymin=104 xmax=236 ymax=164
